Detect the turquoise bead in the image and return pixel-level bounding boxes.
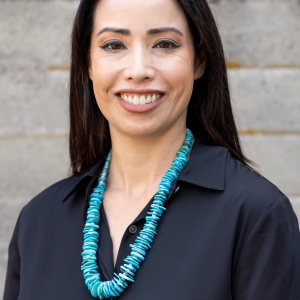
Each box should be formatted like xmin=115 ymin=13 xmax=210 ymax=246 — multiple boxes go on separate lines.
xmin=91 ymin=281 xmax=101 ymax=297
xmin=135 ymin=236 xmax=151 ymax=247
xmin=119 ymin=272 xmax=134 ymax=282
xmin=130 ymin=247 xmax=146 ymax=256
xmin=155 ymin=191 xmax=167 ymax=197
xmin=120 ymin=265 xmax=135 ymax=276
xmin=124 ymin=263 xmax=136 ymax=272
xmin=123 ymin=257 xmax=140 ymax=269
xmin=158 ymin=186 xmax=170 ymax=194
xmin=140 ymin=234 xmax=153 ymax=243
xmin=111 ymin=278 xmax=124 ymax=293
xmin=153 ymin=195 xmax=166 ymax=202
xmin=151 ymin=204 xmax=166 ymax=211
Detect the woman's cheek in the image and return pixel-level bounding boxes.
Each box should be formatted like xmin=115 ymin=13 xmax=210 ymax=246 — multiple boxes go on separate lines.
xmin=157 ymin=54 xmax=193 ymax=81
xmin=93 ymin=63 xmax=118 ymax=91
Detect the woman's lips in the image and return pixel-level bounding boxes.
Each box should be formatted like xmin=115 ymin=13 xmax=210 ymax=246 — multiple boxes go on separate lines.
xmin=116 ymin=93 xmax=165 ymax=113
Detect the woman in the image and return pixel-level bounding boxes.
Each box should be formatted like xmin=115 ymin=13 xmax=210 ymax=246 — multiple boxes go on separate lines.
xmin=4 ymin=0 xmax=300 ymax=299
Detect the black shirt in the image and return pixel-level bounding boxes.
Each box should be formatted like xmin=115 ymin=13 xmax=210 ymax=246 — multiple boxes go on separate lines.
xmin=4 ymin=138 xmax=300 ymax=299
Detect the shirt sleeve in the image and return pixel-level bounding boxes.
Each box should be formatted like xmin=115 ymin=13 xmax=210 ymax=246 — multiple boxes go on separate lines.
xmin=232 ymin=193 xmax=300 ymax=300
xmin=3 ymin=208 xmax=24 ymax=300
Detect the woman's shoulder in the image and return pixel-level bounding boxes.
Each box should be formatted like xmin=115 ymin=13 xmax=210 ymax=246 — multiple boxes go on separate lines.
xmin=19 ymin=157 xmax=104 ymax=222
xmin=220 ymin=150 xmax=299 ymax=269
xmin=20 ymin=174 xmax=81 ymax=218
xmin=223 ymin=149 xmax=297 ymax=227
xmin=190 ymin=138 xmax=287 ymax=209
xmin=191 ymin=138 xmax=294 ymax=221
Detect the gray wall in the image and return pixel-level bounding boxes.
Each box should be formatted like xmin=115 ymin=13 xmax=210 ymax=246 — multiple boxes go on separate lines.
xmin=1 ymin=0 xmax=300 ymax=295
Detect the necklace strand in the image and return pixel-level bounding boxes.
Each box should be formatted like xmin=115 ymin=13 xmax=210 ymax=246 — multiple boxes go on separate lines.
xmin=82 ymin=128 xmax=194 ymax=298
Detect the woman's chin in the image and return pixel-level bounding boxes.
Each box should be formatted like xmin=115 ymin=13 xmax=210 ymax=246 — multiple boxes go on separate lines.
xmin=111 ymin=121 xmax=167 ymax=139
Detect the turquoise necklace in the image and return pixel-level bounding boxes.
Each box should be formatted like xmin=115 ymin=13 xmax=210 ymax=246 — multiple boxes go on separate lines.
xmin=81 ymin=128 xmax=194 ymax=299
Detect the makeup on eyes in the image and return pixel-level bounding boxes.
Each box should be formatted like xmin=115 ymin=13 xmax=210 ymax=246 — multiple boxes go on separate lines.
xmin=99 ymin=39 xmax=183 ymax=52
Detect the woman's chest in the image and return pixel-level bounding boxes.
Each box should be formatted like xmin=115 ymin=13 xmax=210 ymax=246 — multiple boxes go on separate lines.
xmin=102 ymin=191 xmax=156 ymax=266
xmin=19 ymin=216 xmax=234 ymax=300
xmin=18 ymin=186 xmax=240 ymax=300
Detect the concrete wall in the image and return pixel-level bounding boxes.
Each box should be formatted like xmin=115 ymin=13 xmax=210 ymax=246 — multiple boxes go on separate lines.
xmin=1 ymin=0 xmax=300 ymax=295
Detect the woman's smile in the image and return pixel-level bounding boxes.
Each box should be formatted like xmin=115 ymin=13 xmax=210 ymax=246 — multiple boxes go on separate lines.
xmin=115 ymin=89 xmax=165 ymax=113
xmin=119 ymin=93 xmax=162 ymax=105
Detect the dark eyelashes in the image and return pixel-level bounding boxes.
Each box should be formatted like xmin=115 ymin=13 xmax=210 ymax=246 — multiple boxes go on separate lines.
xmin=99 ymin=39 xmax=182 ymax=52
xmin=153 ymin=40 xmax=182 ymax=50
xmin=99 ymin=40 xmax=125 ymax=52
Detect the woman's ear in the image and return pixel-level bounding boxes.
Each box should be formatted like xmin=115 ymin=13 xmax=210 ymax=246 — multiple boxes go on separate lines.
xmin=89 ymin=65 xmax=93 ymax=81
xmin=88 ymin=54 xmax=93 ymax=81
xmin=194 ymin=51 xmax=207 ymax=80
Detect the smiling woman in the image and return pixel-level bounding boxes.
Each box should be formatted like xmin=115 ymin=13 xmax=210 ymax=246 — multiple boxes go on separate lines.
xmin=4 ymin=0 xmax=300 ymax=299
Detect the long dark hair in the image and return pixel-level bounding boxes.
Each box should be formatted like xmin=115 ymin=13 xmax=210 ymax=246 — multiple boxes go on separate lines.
xmin=69 ymin=0 xmax=254 ymax=174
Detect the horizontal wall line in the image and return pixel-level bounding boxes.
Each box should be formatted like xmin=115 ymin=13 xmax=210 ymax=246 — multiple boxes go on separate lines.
xmin=226 ymin=60 xmax=300 ymax=69
xmin=238 ymin=128 xmax=300 ymax=135
xmin=1 ymin=128 xmax=300 ymax=139
xmin=48 ymin=64 xmax=70 ymax=71
xmin=0 ymin=131 xmax=68 ymax=139
xmin=48 ymin=62 xmax=300 ymax=71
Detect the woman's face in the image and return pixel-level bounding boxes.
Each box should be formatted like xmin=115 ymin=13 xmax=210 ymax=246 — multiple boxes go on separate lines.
xmin=89 ymin=0 xmax=205 ymax=138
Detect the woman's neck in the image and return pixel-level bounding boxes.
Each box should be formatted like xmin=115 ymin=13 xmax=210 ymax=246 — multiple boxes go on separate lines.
xmin=106 ymin=124 xmax=187 ymax=197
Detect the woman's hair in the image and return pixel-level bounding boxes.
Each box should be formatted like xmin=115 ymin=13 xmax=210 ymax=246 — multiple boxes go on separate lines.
xmin=69 ymin=0 xmax=254 ymax=174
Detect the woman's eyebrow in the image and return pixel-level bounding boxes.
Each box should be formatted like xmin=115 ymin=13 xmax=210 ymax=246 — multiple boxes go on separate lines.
xmin=96 ymin=27 xmax=183 ymax=37
xmin=97 ymin=27 xmax=130 ymax=36
xmin=147 ymin=27 xmax=183 ymax=36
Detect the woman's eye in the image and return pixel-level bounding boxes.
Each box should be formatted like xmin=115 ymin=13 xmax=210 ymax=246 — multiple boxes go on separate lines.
xmin=100 ymin=42 xmax=125 ymax=52
xmin=153 ymin=40 xmax=182 ymax=50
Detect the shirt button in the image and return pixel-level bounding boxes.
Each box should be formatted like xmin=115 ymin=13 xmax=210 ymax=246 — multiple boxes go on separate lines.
xmin=128 ymin=225 xmax=137 ymax=234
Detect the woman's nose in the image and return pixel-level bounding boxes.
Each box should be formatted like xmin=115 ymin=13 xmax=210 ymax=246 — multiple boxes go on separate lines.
xmin=124 ymin=46 xmax=155 ymax=82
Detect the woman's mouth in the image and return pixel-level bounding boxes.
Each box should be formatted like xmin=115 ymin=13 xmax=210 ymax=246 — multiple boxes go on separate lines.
xmin=116 ymin=90 xmax=165 ymax=113
xmin=119 ymin=93 xmax=162 ymax=105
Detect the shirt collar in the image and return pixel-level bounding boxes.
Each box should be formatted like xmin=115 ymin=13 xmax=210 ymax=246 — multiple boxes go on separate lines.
xmin=177 ymin=138 xmax=228 ymax=191
xmin=62 ymin=157 xmax=105 ymax=202
xmin=62 ymin=138 xmax=228 ymax=202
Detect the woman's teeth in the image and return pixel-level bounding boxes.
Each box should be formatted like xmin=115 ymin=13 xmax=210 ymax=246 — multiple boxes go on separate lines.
xmin=120 ymin=93 xmax=162 ymax=105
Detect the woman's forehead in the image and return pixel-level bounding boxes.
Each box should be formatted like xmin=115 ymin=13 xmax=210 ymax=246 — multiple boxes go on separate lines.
xmin=93 ymin=0 xmax=189 ymax=33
